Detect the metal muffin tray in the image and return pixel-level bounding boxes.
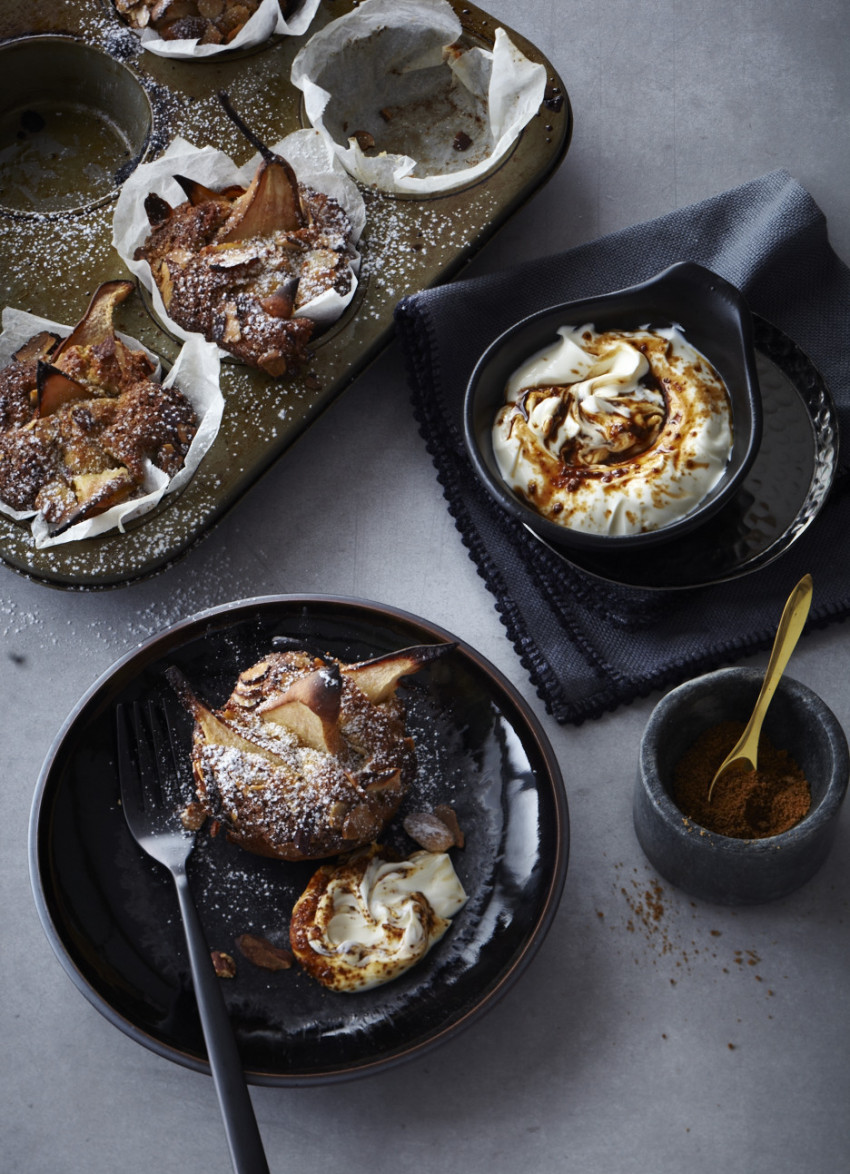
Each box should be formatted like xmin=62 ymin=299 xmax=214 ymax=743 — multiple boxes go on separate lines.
xmin=0 ymin=0 xmax=571 ymax=587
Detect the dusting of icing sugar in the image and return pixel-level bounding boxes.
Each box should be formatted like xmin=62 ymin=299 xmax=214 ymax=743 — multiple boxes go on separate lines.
xmin=0 ymin=10 xmax=520 ymax=588
xmin=357 ymin=188 xmax=502 ymax=317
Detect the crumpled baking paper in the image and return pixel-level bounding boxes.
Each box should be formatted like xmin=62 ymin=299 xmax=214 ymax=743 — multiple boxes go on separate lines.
xmin=113 ymin=130 xmax=366 ymax=352
xmin=124 ymin=0 xmax=321 ymax=61
xmin=290 ymin=0 xmax=547 ymax=194
xmin=0 ymin=308 xmax=223 ymax=548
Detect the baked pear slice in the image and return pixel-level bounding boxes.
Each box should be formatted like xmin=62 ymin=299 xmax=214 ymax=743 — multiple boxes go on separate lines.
xmin=173 ymin=174 xmax=245 ymax=209
xmin=341 ymin=643 xmax=455 ymax=704
xmin=216 ymin=90 xmax=307 ymax=240
xmin=257 ymin=664 xmax=344 ymax=755
xmin=46 ymin=468 xmax=137 ymax=536
xmin=218 ymin=156 xmax=306 ymax=241
xmin=36 ymin=362 xmax=89 ymax=418
xmin=165 ymin=665 xmax=288 ymax=766
xmin=164 ymin=648 xmax=422 ymax=862
xmin=53 ymin=280 xmax=135 ymax=363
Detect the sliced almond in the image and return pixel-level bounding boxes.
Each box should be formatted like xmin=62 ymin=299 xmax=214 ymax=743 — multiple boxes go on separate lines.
xmin=158 ymin=260 xmax=174 ymax=310
xmin=403 ymin=811 xmax=456 ymax=852
xmin=360 ymin=768 xmax=403 ymax=794
xmin=236 ymin=659 xmax=271 ymax=686
xmin=211 ymin=950 xmax=236 ymax=978
xmin=236 ymin=933 xmax=293 ymax=971
xmin=434 ymin=804 xmax=465 ymax=848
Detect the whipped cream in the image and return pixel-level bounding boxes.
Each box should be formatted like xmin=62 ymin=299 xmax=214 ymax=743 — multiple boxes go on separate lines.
xmin=290 ymin=847 xmax=467 ymax=992
xmin=492 ymin=324 xmax=733 ymax=536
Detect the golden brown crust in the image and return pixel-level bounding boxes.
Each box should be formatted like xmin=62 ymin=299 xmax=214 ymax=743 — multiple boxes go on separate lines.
xmin=287 ymin=862 xmax=337 ymax=985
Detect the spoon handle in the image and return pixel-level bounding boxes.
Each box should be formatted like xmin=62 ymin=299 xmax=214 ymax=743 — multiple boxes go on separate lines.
xmin=708 ymin=574 xmax=813 ymax=801
xmin=752 ymin=573 xmax=813 ymax=718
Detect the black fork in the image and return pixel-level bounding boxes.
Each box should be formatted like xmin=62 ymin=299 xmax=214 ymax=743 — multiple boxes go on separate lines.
xmin=116 ymin=698 xmax=270 ymax=1174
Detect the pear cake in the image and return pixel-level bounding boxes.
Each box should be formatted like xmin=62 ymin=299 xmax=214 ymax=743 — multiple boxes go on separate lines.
xmin=115 ymin=0 xmax=300 ymax=46
xmin=134 ymin=146 xmax=357 ymax=377
xmin=0 ymin=281 xmax=197 ymax=533
xmin=168 ymin=642 xmax=453 ymax=861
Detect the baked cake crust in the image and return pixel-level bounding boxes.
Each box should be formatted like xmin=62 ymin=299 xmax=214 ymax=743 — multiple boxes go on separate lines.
xmin=185 ymin=650 xmax=418 ymax=860
xmin=135 ymin=161 xmax=355 ymax=376
xmin=0 ymin=283 xmax=197 ymax=530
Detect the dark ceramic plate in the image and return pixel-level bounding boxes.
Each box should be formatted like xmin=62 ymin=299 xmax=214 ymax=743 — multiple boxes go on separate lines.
xmin=464 ymin=262 xmax=763 ymax=552
xmin=534 ymin=316 xmax=837 ymax=589
xmin=28 ymin=596 xmax=568 ymax=1085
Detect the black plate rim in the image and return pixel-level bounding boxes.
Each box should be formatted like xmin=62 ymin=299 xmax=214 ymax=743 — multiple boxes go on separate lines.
xmin=28 ymin=593 xmax=569 ymax=1086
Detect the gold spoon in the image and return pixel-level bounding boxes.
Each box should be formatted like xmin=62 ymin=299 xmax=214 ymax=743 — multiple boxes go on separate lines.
xmin=707 ymin=573 xmax=814 ymax=802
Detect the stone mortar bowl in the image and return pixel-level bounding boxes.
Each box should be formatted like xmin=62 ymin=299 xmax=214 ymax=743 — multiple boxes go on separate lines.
xmin=634 ymin=666 xmax=849 ymax=905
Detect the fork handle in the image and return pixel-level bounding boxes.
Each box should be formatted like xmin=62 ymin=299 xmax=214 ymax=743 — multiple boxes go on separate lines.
xmin=173 ymin=870 xmax=271 ymax=1174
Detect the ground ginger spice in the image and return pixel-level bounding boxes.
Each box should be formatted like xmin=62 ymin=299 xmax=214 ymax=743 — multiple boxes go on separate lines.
xmin=672 ymin=720 xmax=811 ymax=839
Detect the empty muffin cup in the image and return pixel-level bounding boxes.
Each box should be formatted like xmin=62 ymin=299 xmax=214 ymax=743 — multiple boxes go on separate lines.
xmin=290 ymin=0 xmax=546 ymax=195
xmin=0 ymin=36 xmax=152 ymax=215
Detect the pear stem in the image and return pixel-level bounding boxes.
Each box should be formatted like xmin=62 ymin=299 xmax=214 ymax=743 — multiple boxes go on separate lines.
xmin=218 ymin=91 xmax=275 ymax=163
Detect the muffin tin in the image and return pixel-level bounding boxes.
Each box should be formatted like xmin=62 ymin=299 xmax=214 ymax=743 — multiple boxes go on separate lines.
xmin=0 ymin=0 xmax=571 ymax=587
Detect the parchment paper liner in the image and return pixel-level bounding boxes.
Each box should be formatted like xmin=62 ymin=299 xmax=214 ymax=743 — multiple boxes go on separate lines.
xmin=0 ymin=309 xmax=223 ymax=549
xmin=290 ymin=0 xmax=547 ymax=195
xmin=123 ymin=0 xmax=321 ymax=61
xmin=113 ymin=130 xmax=366 ymax=355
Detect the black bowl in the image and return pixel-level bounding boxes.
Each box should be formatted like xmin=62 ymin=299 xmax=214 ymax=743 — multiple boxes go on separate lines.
xmin=463 ymin=262 xmax=763 ymax=551
xmin=634 ymin=667 xmax=849 ymax=905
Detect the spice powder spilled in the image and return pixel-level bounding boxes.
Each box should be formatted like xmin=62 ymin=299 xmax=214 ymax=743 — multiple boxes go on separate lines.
xmin=672 ymin=720 xmax=811 ymax=839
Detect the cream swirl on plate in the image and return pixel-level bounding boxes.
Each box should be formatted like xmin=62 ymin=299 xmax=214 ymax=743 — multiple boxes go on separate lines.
xmin=289 ymin=845 xmax=467 ymax=992
xmin=492 ymin=324 xmax=734 ymax=536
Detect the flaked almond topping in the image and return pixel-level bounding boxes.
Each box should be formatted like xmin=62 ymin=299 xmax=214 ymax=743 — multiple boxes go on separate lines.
xmin=403 ymin=810 xmax=456 ymax=852
xmin=180 ymin=800 xmax=207 ymax=831
xmin=434 ymin=804 xmax=465 ymax=849
xmin=238 ymin=660 xmax=271 ymax=685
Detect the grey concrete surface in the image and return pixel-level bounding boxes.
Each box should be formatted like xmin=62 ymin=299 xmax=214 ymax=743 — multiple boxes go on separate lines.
xmin=3 ymin=1 xmax=850 ymax=1172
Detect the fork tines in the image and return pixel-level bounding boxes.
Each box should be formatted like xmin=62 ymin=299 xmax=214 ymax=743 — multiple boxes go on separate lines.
xmin=117 ymin=698 xmax=190 ymax=826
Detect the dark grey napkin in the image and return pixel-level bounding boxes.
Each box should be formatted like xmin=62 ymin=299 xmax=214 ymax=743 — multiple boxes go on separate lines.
xmin=394 ymin=170 xmax=850 ymax=723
